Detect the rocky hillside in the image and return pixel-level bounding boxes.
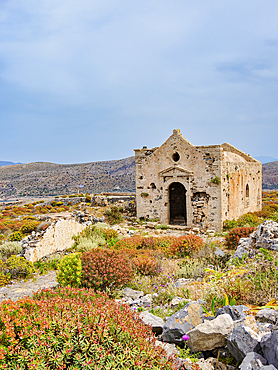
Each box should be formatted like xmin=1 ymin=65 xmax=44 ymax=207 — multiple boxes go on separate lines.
xmin=0 ymin=157 xmax=277 ymax=198
xmin=0 ymin=157 xmax=135 ymax=198
xmin=262 ymin=161 xmax=278 ymax=190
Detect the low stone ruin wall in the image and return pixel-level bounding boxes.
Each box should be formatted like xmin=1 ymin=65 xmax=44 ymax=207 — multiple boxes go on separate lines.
xmin=22 ymin=215 xmax=90 ymax=262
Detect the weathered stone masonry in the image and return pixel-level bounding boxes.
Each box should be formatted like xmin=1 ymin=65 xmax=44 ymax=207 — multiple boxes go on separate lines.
xmin=134 ymin=130 xmax=262 ymax=232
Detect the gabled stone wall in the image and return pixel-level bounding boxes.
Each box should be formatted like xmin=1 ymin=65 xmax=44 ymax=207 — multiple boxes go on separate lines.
xmin=134 ymin=130 xmax=262 ymax=232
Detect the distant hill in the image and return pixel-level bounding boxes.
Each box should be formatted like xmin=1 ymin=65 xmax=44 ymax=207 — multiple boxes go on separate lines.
xmin=0 ymin=157 xmax=135 ymax=198
xmin=0 ymin=161 xmax=22 ymax=167
xmin=262 ymin=161 xmax=278 ymax=190
xmin=255 ymin=156 xmax=278 ymax=164
xmin=0 ymin=156 xmax=277 ymax=197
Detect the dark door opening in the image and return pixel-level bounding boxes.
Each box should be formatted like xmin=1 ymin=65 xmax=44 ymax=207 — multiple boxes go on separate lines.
xmin=169 ymin=182 xmax=186 ymax=225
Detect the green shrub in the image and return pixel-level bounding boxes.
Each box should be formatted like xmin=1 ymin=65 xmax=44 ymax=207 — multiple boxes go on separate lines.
xmin=0 ymin=255 xmax=35 ymax=280
xmin=74 ymin=237 xmax=98 ymax=252
xmin=101 ymin=228 xmax=119 ymax=241
xmin=0 ymin=288 xmax=177 ymax=369
xmin=57 ymin=253 xmax=82 ymax=287
xmin=211 ymin=176 xmax=221 ymax=185
xmin=94 ymin=222 xmax=109 ymax=229
xmin=85 ymin=195 xmax=92 ymax=203
xmin=237 ymin=213 xmax=260 ymax=227
xmin=72 ymin=226 xmax=106 ymax=251
xmin=0 ymin=242 xmax=22 ymax=261
xmin=56 ymin=201 xmax=64 ymax=206
xmin=20 ymin=221 xmax=39 ymax=234
xmin=9 ymin=231 xmax=23 ymax=241
xmin=225 ymin=227 xmax=256 ymax=249
xmin=50 ymin=201 xmax=57 ymax=206
xmin=104 ymin=206 xmax=123 ymax=224
xmin=155 ymin=223 xmax=169 ymax=230
xmin=177 ymin=258 xmax=206 ymax=279
xmin=81 ymin=249 xmax=134 ymax=291
xmin=34 ymin=253 xmax=63 ymax=274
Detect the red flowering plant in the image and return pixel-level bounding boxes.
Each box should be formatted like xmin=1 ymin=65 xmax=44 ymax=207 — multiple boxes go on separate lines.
xmin=81 ymin=248 xmax=135 ymax=291
xmin=0 ymin=288 xmax=178 ymax=369
xmin=225 ymin=227 xmax=256 ymax=249
xmin=168 ymin=235 xmax=204 ymax=258
xmin=131 ymin=254 xmax=160 ymax=276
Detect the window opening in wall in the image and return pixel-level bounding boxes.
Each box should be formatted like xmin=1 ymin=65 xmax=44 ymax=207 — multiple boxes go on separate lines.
xmin=172 ymin=152 xmax=180 ymax=162
xmin=246 ymin=184 xmax=249 ymax=198
xmin=150 ymin=183 xmax=156 ymax=189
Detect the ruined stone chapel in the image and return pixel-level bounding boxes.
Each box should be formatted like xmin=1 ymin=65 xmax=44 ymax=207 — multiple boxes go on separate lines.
xmin=134 ymin=129 xmax=262 ymax=232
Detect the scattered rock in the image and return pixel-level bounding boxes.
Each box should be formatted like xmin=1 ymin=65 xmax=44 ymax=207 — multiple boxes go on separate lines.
xmin=206 ymin=357 xmax=228 ymax=370
xmin=174 ymin=278 xmax=190 ymax=288
xmin=256 ymin=309 xmax=278 ymax=326
xmin=162 ymin=301 xmax=204 ymax=345
xmin=252 ymin=220 xmax=278 ymax=251
xmin=239 ymin=352 xmax=267 ymax=370
xmin=122 ymin=287 xmax=144 ymax=300
xmin=234 ymin=315 xmax=258 ymax=333
xmin=216 ymin=305 xmax=251 ymax=321
xmin=234 ymin=246 xmax=250 ymax=259
xmin=155 ymin=340 xmax=179 ymax=358
xmin=170 ymin=296 xmax=187 ymax=309
xmin=139 ymin=311 xmax=164 ymax=335
xmin=187 ymin=314 xmax=234 ymax=352
xmin=227 ymin=325 xmax=262 ymax=363
xmin=215 ymin=249 xmax=226 ymax=257
xmin=260 ymin=330 xmax=278 ymax=368
xmin=196 ymin=358 xmax=214 ymax=370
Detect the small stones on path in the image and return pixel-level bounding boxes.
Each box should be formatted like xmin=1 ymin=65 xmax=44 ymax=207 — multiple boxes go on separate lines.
xmin=0 ymin=271 xmax=58 ymax=302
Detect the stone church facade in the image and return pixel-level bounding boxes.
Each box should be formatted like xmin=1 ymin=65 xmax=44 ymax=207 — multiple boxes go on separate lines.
xmin=134 ymin=129 xmax=262 ymax=232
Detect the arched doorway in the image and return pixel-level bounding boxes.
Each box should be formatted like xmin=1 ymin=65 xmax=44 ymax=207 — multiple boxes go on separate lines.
xmin=169 ymin=182 xmax=186 ymax=224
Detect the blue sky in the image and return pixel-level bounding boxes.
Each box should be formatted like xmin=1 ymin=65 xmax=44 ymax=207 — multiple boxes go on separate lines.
xmin=0 ymin=0 xmax=278 ymax=164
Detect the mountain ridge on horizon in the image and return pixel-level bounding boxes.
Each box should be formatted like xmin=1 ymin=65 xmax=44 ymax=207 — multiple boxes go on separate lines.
xmin=0 ymin=156 xmax=278 ymax=197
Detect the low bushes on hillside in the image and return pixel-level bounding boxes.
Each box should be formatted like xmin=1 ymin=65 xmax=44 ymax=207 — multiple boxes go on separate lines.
xmin=104 ymin=206 xmax=123 ymax=224
xmin=113 ymin=235 xmax=203 ymax=258
xmin=0 ymin=241 xmax=22 ymax=261
xmin=0 ymin=288 xmax=177 ymax=369
xmin=225 ymin=227 xmax=256 ymax=249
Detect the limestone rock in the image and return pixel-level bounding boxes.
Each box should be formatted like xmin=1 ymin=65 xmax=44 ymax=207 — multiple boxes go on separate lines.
xmin=260 ymin=331 xmax=278 ymax=368
xmin=206 ymin=357 xmax=228 ymax=370
xmin=187 ymin=314 xmax=234 ymax=352
xmin=234 ymin=315 xmax=258 ymax=333
xmin=239 ymin=352 xmax=267 ymax=370
xmin=234 ymin=246 xmax=250 ymax=259
xmin=196 ymin=358 xmax=214 ymax=370
xmin=174 ymin=278 xmax=190 ymax=288
xmin=155 ymin=340 xmax=179 ymax=358
xmin=139 ymin=311 xmax=164 ymax=335
xmin=252 ymin=220 xmax=278 ymax=251
xmin=216 ymin=305 xmax=251 ymax=321
xmin=227 ymin=325 xmax=261 ymax=363
xmin=256 ymin=309 xmax=278 ymax=326
xmin=122 ymin=287 xmax=144 ymax=300
xmin=162 ymin=301 xmax=204 ymax=344
xmin=170 ymin=296 xmax=187 ymax=309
